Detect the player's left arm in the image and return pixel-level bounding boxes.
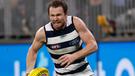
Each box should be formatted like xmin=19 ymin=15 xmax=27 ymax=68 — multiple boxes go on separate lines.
xmin=59 ymin=16 xmax=98 ymax=67
xmin=72 ymin=16 xmax=98 ymax=59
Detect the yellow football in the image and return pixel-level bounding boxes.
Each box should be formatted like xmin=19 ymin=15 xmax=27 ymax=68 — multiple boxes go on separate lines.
xmin=28 ymin=67 xmax=49 ymax=76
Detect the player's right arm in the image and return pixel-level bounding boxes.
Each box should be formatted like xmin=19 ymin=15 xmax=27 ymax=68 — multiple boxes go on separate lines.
xmin=26 ymin=27 xmax=46 ymax=75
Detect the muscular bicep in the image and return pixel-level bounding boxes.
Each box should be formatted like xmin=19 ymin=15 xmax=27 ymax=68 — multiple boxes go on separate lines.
xmin=80 ymin=29 xmax=95 ymax=44
xmin=30 ymin=27 xmax=46 ymax=53
xmin=73 ymin=17 xmax=96 ymax=44
xmin=30 ymin=37 xmax=43 ymax=53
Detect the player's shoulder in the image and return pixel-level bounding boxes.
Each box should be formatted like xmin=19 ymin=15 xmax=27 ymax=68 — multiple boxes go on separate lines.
xmin=35 ymin=26 xmax=45 ymax=38
xmin=72 ymin=16 xmax=84 ymax=26
xmin=73 ymin=16 xmax=82 ymax=22
xmin=73 ymin=16 xmax=85 ymax=27
xmin=37 ymin=22 xmax=51 ymax=34
xmin=34 ymin=26 xmax=46 ymax=42
xmin=36 ymin=26 xmax=44 ymax=34
xmin=72 ymin=16 xmax=89 ymax=33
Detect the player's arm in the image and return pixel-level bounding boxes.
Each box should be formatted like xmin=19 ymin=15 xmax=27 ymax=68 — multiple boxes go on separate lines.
xmin=59 ymin=16 xmax=98 ymax=67
xmin=72 ymin=16 xmax=98 ymax=60
xmin=26 ymin=27 xmax=46 ymax=75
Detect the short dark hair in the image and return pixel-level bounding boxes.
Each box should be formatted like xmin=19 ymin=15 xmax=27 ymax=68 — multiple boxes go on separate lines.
xmin=48 ymin=0 xmax=68 ymax=14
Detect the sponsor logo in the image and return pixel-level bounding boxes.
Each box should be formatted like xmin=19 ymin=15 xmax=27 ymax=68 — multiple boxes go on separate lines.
xmin=51 ymin=44 xmax=61 ymax=50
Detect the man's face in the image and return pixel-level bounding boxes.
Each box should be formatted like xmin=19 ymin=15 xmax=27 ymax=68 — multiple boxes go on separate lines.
xmin=49 ymin=6 xmax=67 ymax=30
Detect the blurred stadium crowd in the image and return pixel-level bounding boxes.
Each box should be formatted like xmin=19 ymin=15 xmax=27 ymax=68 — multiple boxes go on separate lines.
xmin=0 ymin=0 xmax=135 ymax=43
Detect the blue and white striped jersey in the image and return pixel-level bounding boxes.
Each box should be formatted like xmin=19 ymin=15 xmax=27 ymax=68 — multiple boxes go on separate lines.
xmin=44 ymin=16 xmax=90 ymax=75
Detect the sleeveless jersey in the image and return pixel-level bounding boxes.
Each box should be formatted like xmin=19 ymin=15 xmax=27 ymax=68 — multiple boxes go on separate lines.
xmin=44 ymin=16 xmax=89 ymax=75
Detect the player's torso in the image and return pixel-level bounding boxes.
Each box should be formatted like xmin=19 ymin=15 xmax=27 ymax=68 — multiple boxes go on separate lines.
xmin=44 ymin=16 xmax=89 ymax=75
xmin=44 ymin=16 xmax=82 ymax=56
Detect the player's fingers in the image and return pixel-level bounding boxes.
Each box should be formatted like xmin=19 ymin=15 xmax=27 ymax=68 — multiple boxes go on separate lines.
xmin=58 ymin=55 xmax=68 ymax=63
xmin=64 ymin=62 xmax=70 ymax=68
xmin=61 ymin=59 xmax=69 ymax=66
xmin=58 ymin=55 xmax=66 ymax=61
xmin=59 ymin=56 xmax=68 ymax=64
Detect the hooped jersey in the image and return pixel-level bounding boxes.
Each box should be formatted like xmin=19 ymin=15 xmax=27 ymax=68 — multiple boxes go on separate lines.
xmin=44 ymin=16 xmax=89 ymax=75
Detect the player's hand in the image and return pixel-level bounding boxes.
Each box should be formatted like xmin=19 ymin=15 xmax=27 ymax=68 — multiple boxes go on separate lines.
xmin=58 ymin=54 xmax=77 ymax=68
